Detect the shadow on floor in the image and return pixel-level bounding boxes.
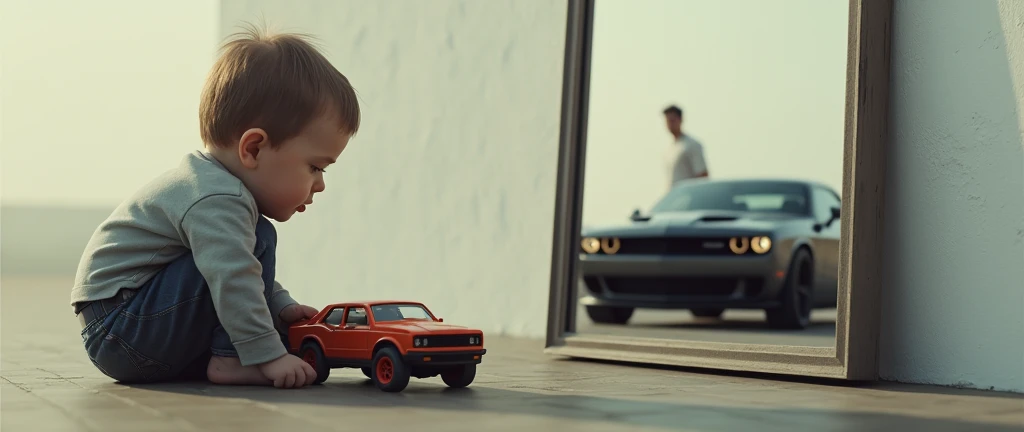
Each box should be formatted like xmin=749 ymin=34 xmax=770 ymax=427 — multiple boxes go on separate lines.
xmin=130 ymin=378 xmax=1021 ymax=431
xmin=555 ymin=356 xmax=1024 ymax=400
xmin=630 ymin=318 xmax=835 ymax=333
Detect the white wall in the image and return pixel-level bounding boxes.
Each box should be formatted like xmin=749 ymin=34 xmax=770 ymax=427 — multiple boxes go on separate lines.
xmin=217 ymin=0 xmax=567 ymax=338
xmin=879 ymin=0 xmax=1024 ymax=393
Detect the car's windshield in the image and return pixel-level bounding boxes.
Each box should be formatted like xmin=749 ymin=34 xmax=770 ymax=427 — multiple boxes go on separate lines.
xmin=370 ymin=304 xmax=434 ymax=322
xmin=650 ymin=180 xmax=810 ymax=215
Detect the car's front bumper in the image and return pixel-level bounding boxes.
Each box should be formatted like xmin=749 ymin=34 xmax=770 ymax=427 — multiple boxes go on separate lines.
xmin=403 ymin=349 xmax=486 ymax=366
xmin=577 ymin=253 xmax=787 ymax=309
xmin=579 ymin=253 xmax=779 ymax=276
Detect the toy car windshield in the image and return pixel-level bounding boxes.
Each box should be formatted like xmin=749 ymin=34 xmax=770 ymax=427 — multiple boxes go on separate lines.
xmin=370 ymin=303 xmax=434 ymax=322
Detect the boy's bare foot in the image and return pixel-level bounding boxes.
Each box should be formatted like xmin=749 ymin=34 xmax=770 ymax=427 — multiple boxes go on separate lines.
xmin=207 ymin=355 xmax=274 ymax=386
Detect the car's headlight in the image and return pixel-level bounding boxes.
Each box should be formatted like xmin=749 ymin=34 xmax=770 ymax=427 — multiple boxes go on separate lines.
xmin=414 ymin=337 xmax=428 ymax=347
xmin=468 ymin=335 xmax=482 ymax=345
xmin=751 ymin=236 xmax=772 ymax=254
xmin=601 ymin=237 xmax=621 ymax=254
xmin=729 ymin=236 xmax=772 ymax=254
xmin=729 ymin=237 xmax=750 ymax=254
xmin=581 ymin=237 xmax=621 ymax=254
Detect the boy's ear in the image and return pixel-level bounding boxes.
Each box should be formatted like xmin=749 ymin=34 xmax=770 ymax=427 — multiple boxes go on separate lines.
xmin=238 ymin=128 xmax=270 ymax=169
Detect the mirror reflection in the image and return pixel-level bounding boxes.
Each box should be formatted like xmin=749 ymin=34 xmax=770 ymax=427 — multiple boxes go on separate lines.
xmin=575 ymin=0 xmax=848 ymax=347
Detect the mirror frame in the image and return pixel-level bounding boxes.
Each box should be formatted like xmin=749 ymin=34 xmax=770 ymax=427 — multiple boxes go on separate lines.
xmin=544 ymin=0 xmax=892 ymax=380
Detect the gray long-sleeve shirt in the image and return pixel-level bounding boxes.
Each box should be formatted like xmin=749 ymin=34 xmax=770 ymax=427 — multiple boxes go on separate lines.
xmin=70 ymin=150 xmax=297 ymax=366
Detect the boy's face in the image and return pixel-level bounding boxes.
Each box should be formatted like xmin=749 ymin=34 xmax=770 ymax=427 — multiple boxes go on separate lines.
xmin=237 ymin=112 xmax=351 ymax=222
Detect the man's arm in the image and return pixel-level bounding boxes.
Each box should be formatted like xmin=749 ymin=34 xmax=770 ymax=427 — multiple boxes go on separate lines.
xmin=180 ymin=194 xmax=288 ymax=366
xmin=688 ymin=144 xmax=710 ymax=177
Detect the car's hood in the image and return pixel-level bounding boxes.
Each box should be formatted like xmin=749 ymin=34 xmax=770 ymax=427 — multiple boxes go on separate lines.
xmin=582 ymin=210 xmax=798 ymax=237
xmin=376 ymin=321 xmax=480 ymax=334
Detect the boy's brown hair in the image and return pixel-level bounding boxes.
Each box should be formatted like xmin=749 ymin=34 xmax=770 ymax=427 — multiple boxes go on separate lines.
xmin=199 ymin=23 xmax=360 ymax=148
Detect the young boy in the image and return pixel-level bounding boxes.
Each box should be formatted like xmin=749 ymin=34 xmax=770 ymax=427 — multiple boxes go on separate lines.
xmin=70 ymin=25 xmax=360 ymax=389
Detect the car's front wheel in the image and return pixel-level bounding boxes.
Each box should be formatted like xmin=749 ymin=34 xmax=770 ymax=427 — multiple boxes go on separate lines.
xmin=765 ymin=248 xmax=815 ymax=330
xmin=440 ymin=364 xmax=476 ymax=388
xmin=585 ymin=306 xmax=634 ymax=324
xmin=299 ymin=341 xmax=330 ymax=385
xmin=371 ymin=346 xmax=410 ymax=392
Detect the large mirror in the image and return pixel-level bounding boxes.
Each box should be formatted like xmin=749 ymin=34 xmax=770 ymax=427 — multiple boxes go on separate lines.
xmin=545 ymin=0 xmax=892 ymax=380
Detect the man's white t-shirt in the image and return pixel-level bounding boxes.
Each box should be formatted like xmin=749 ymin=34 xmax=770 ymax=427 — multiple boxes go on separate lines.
xmin=665 ymin=134 xmax=708 ymax=190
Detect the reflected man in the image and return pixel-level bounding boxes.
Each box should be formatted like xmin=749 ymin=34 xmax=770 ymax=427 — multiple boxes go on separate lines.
xmin=663 ymin=105 xmax=708 ymax=190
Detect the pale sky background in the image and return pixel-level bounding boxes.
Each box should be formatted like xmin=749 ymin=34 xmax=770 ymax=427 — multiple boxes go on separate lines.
xmin=581 ymin=0 xmax=849 ymax=227
xmin=1 ymin=1 xmax=219 ymax=207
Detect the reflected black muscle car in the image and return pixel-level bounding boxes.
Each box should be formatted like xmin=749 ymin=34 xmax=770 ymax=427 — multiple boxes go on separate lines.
xmin=578 ymin=178 xmax=842 ymax=330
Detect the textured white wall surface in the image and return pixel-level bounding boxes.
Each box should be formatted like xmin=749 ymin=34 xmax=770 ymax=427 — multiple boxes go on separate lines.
xmin=218 ymin=0 xmax=568 ymax=338
xmin=879 ymin=0 xmax=1024 ymax=393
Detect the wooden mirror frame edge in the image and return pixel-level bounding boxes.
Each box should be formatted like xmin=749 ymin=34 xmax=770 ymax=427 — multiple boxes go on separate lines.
xmin=543 ymin=0 xmax=892 ymax=381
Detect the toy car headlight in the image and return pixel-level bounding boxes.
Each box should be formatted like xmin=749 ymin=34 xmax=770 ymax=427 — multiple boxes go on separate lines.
xmin=414 ymin=337 xmax=428 ymax=347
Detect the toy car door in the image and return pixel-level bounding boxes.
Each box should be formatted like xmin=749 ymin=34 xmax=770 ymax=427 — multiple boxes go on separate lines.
xmin=338 ymin=306 xmax=371 ymax=360
xmin=320 ymin=306 xmax=347 ymax=358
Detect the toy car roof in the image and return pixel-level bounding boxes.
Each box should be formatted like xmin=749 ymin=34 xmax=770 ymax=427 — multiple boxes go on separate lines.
xmin=321 ymin=300 xmax=429 ymax=308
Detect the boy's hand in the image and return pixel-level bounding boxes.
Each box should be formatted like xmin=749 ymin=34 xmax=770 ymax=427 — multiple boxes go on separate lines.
xmin=258 ymin=354 xmax=317 ymax=388
xmin=279 ymin=304 xmax=318 ymax=324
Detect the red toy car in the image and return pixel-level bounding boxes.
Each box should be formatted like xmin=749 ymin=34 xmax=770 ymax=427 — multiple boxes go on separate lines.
xmin=287 ymin=300 xmax=486 ymax=392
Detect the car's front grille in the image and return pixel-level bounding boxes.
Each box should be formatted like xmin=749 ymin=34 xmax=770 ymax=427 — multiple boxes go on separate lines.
xmin=418 ymin=353 xmax=480 ymax=363
xmin=584 ymin=276 xmax=765 ymax=298
xmin=421 ymin=334 xmax=480 ymax=348
xmin=591 ymin=237 xmax=747 ymax=256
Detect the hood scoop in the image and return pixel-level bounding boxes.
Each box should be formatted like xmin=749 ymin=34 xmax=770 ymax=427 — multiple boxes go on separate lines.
xmin=697 ymin=215 xmax=739 ymax=222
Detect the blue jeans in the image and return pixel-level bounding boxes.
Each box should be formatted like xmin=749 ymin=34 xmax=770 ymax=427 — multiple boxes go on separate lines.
xmin=79 ymin=216 xmax=288 ymax=383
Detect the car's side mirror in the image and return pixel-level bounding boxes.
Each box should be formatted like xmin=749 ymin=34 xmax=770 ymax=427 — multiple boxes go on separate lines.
xmin=816 ymin=207 xmax=841 ymax=232
xmin=827 ymin=206 xmax=840 ymax=226
xmin=437 ymin=317 xmax=444 ymax=322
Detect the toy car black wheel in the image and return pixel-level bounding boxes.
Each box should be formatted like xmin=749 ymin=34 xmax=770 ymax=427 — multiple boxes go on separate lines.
xmin=440 ymin=364 xmax=476 ymax=388
xmin=766 ymin=248 xmax=815 ymax=330
xmin=300 ymin=341 xmax=330 ymax=384
xmin=361 ymin=367 xmax=372 ymax=379
xmin=371 ymin=346 xmax=410 ymax=392
xmin=585 ymin=306 xmax=634 ymax=324
xmin=690 ymin=308 xmax=725 ymax=319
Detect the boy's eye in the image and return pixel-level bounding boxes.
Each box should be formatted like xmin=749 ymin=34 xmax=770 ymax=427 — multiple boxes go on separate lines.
xmin=310 ymin=165 xmax=325 ymax=173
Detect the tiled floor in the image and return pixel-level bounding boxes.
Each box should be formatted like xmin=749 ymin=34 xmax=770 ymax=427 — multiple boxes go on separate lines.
xmin=2 ymin=276 xmax=1022 ymax=431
